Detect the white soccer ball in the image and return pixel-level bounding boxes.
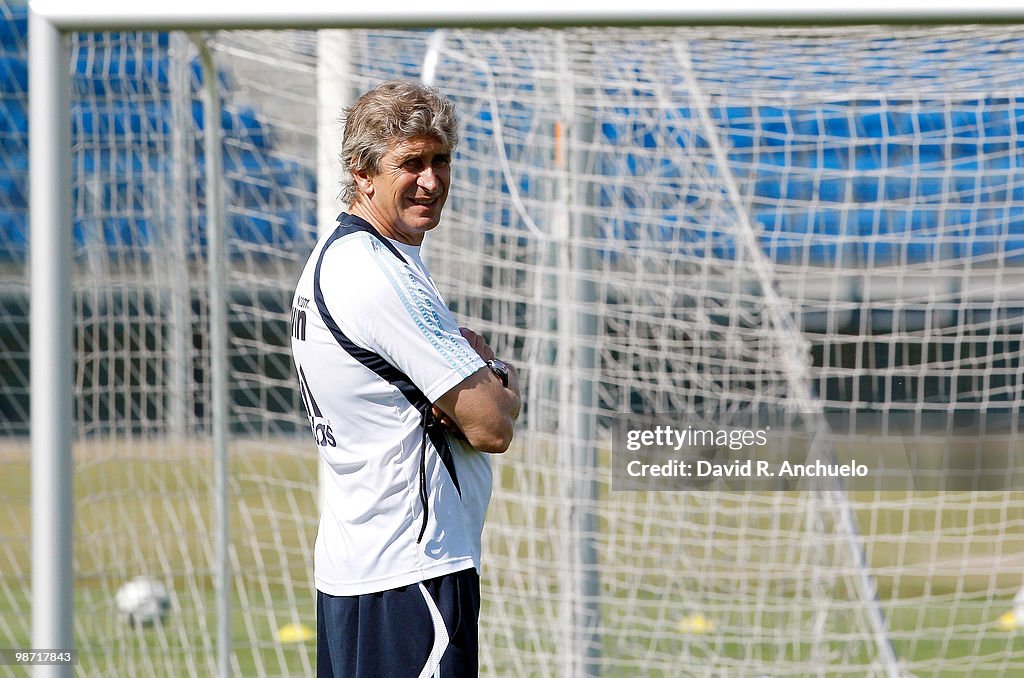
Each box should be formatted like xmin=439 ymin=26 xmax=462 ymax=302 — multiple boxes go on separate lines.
xmin=116 ymin=576 xmax=170 ymax=626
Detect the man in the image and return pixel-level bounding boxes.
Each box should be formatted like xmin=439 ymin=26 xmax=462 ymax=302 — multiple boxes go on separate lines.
xmin=290 ymin=80 xmax=521 ymax=678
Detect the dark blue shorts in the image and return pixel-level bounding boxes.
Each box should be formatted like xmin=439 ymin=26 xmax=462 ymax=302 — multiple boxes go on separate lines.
xmin=317 ymin=568 xmax=480 ymax=678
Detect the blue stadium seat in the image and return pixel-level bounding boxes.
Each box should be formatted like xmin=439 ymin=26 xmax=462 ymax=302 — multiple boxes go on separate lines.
xmin=859 ymin=207 xmax=966 ymax=265
xmin=751 ymin=169 xmax=783 ymax=201
xmin=77 ymin=31 xmax=170 ymax=50
xmin=0 ymin=147 xmax=27 ymax=174
xmin=86 ymin=180 xmax=152 ymax=213
xmin=192 ymin=101 xmax=274 ymax=149
xmin=910 ymin=175 xmax=947 ymax=201
xmin=0 ymin=168 xmax=26 ymax=205
xmin=851 ymin=175 xmax=881 ymax=202
xmin=851 ymin=143 xmax=885 ymax=171
xmin=754 ymin=207 xmax=848 ymax=266
xmin=822 ymin=112 xmax=853 ymax=139
xmin=899 ymin=174 xmax=937 ymax=202
xmin=963 ymin=206 xmax=1024 ymax=264
xmin=885 ymin=108 xmax=918 ymax=137
xmin=0 ymin=153 xmax=28 ymax=242
xmin=0 ymin=9 xmax=27 ymax=50
xmin=230 ymin=212 xmax=305 ymax=248
xmin=913 ymin=108 xmax=949 ymax=136
xmin=814 ymin=148 xmax=847 ymax=171
xmin=195 ymin=152 xmax=313 ymax=208
xmin=721 ymin=105 xmax=756 ymax=148
xmin=948 ymin=106 xmax=983 ymax=138
xmin=0 ymin=55 xmax=27 ymax=92
xmin=1011 ymin=180 xmax=1024 ymax=204
xmin=79 ymin=148 xmax=164 ymax=175
xmin=73 ymin=216 xmax=152 ymax=251
xmin=950 ymin=212 xmax=997 ymax=259
xmin=73 ymin=49 xmax=226 ymax=97
xmin=757 ymin=105 xmax=792 ymax=147
xmin=600 ymin=120 xmax=623 ymax=144
xmin=0 ymin=98 xmax=28 ymax=138
xmin=191 ymin=211 xmax=310 ymax=256
xmin=1011 ymin=104 xmax=1024 ymax=136
xmin=980 ymin=102 xmax=1013 ymax=138
xmin=817 ymin=176 xmax=847 ymax=203
xmin=0 ymin=209 xmax=27 ymax=259
xmin=72 ymin=101 xmax=172 ymax=139
xmin=789 ymin=108 xmax=824 ymax=139
xmin=1004 ymin=207 xmax=1024 ymax=263
xmin=752 ymin=170 xmax=819 ymax=202
xmin=72 ymin=49 xmax=170 ymax=96
xmin=751 ymin=150 xmax=790 ymax=168
xmin=910 ymin=143 xmax=947 ymax=166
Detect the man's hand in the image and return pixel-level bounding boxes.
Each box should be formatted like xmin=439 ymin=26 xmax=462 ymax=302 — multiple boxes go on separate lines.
xmin=460 ymin=327 xmax=521 ymax=422
xmin=431 ymin=404 xmax=466 ymax=440
xmin=431 ymin=329 xmax=499 ymax=440
xmin=459 ymin=327 xmax=496 ymax=361
xmin=430 ymin=327 xmax=521 ymax=453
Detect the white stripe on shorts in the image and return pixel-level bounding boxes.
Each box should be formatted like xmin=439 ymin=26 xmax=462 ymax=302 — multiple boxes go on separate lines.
xmin=416 ymin=582 xmax=450 ymax=678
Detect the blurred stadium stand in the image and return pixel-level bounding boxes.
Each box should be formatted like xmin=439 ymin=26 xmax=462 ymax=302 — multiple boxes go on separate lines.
xmin=2 ymin=4 xmax=1023 ymax=268
xmin=0 ymin=4 xmax=316 ymax=264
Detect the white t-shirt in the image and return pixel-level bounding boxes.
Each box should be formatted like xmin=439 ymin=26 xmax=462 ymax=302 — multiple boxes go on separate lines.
xmin=291 ymin=213 xmax=492 ymax=596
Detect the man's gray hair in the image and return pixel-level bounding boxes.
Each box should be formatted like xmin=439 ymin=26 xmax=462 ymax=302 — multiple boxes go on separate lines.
xmin=339 ymin=80 xmax=459 ymax=204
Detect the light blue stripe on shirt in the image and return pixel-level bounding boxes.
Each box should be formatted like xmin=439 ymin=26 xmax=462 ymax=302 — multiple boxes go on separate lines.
xmin=362 ymin=236 xmax=480 ymax=378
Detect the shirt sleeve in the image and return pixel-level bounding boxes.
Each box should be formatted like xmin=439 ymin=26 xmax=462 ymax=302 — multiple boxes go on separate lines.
xmin=317 ymin=234 xmax=485 ymax=403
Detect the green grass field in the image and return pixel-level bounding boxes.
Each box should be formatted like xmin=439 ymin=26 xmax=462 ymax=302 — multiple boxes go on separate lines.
xmin=3 ymin=437 xmax=1024 ymax=676
xmin=0 ymin=441 xmax=320 ymax=677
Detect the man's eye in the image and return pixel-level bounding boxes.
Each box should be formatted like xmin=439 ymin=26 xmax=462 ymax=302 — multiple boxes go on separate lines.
xmin=433 ymin=156 xmax=451 ymax=167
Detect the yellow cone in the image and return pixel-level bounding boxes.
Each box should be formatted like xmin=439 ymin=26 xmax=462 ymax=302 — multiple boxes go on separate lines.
xmin=676 ymin=613 xmax=716 ymax=634
xmin=998 ymin=611 xmax=1021 ymax=632
xmin=277 ymin=622 xmax=315 ymax=643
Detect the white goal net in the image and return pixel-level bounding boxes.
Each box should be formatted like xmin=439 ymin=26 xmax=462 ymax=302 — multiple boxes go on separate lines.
xmin=3 ymin=11 xmax=1024 ymax=677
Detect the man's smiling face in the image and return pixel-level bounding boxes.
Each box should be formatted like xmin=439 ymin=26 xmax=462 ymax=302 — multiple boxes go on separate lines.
xmin=354 ymin=135 xmax=451 ymax=245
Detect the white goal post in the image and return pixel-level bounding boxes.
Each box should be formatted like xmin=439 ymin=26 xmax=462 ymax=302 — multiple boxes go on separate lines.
xmin=15 ymin=3 xmax=1024 ymax=678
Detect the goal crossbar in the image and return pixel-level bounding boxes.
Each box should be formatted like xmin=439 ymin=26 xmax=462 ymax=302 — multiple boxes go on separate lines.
xmin=29 ymin=0 xmax=1024 ymax=31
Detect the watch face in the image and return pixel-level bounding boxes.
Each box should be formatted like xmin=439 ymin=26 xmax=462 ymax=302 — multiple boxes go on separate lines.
xmin=488 ymin=359 xmax=509 ymax=387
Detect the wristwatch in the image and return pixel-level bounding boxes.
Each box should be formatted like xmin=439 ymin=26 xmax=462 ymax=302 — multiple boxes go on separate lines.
xmin=486 ymin=359 xmax=510 ymax=388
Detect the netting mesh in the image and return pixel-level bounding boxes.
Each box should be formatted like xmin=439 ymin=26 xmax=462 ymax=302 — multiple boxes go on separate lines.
xmin=2 ymin=15 xmax=1024 ymax=676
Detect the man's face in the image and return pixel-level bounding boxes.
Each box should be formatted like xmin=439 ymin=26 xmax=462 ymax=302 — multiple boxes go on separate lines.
xmin=355 ymin=135 xmax=451 ymax=245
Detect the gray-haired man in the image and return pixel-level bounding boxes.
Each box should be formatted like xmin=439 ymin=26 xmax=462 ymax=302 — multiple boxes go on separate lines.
xmin=290 ymin=80 xmax=521 ymax=677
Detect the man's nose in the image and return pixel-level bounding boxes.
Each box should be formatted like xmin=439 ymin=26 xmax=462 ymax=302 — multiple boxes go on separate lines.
xmin=418 ymin=167 xmax=439 ymax=192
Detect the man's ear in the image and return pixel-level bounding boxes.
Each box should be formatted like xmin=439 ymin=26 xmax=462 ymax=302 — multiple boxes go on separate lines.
xmin=352 ymin=164 xmax=374 ymax=199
